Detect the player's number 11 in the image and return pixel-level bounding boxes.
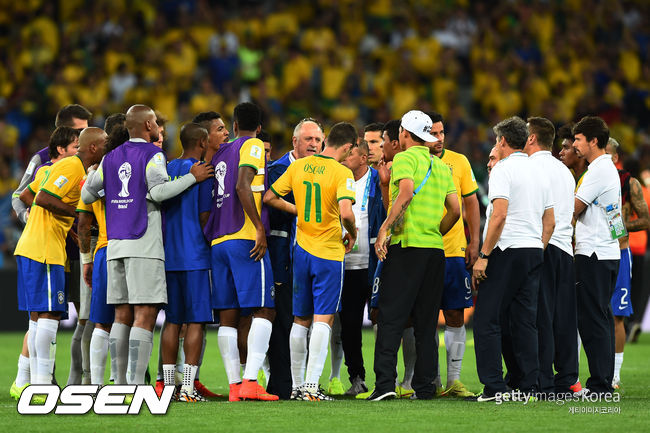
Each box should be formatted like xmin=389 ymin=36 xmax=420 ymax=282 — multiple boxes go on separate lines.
xmin=302 ymin=181 xmax=322 ymax=223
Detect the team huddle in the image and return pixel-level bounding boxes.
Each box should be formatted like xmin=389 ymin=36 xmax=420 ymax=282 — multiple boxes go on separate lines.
xmin=9 ymin=101 xmax=646 ymax=404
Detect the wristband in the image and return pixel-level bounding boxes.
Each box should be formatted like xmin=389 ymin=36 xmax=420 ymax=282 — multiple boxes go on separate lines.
xmin=479 ymin=251 xmax=490 ymax=259
xmin=80 ymin=252 xmax=93 ymax=265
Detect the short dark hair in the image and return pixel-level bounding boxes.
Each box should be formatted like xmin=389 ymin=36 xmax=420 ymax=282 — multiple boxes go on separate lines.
xmin=493 ymin=116 xmax=528 ymax=150
xmin=425 ymin=111 xmax=444 ymax=124
xmin=55 ymin=104 xmax=92 ymax=127
xmin=527 ymin=117 xmax=555 ymax=149
xmin=557 ymin=123 xmax=575 ymax=142
xmin=49 ymin=126 xmax=80 ymax=159
xmin=356 ymin=140 xmax=369 ymax=155
xmin=382 ymin=119 xmax=401 ymax=143
xmin=180 ymin=123 xmax=208 ymax=150
xmin=327 ymin=122 xmax=358 ymax=148
xmin=406 ymin=130 xmax=425 ymax=144
xmin=104 ymin=113 xmax=126 ymax=136
xmin=155 ymin=111 xmax=168 ymax=128
xmin=258 ymin=129 xmax=271 ymax=143
xmin=364 ymin=122 xmax=384 ymax=133
xmin=106 ymin=125 xmax=130 ymax=153
xmin=573 ymin=116 xmax=609 ymax=149
xmin=233 ymin=102 xmax=261 ymax=131
xmin=192 ymin=111 xmax=222 ymax=131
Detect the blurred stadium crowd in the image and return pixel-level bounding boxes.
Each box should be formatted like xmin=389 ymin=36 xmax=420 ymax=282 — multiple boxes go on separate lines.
xmin=0 ymin=0 xmax=649 ymax=267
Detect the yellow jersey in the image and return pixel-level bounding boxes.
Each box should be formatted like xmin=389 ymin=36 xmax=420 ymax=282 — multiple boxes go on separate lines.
xmin=15 ymin=155 xmax=86 ymax=266
xmin=27 ymin=163 xmax=52 ymax=195
xmin=76 ymin=195 xmax=107 ymax=256
xmin=270 ymin=154 xmax=356 ymax=261
xmin=439 ymin=149 xmax=479 ymax=257
xmin=212 ymin=137 xmax=266 ymax=246
xmin=575 ymin=169 xmax=587 ymax=192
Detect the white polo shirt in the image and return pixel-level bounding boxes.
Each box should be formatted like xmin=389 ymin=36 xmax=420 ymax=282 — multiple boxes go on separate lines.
xmin=487 ymin=152 xmax=553 ymax=250
xmin=529 ymin=150 xmax=575 ymax=256
xmin=575 ymin=153 xmax=621 ymax=260
xmin=345 ymin=167 xmax=370 ymax=270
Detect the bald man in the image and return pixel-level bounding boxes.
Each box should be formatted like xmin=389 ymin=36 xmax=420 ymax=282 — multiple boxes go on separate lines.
xmin=14 ymin=127 xmax=105 ymax=393
xmin=82 ymin=106 xmax=214 ymax=386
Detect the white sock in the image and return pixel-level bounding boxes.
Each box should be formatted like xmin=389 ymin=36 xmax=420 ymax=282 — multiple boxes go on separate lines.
xmin=243 ymin=318 xmax=273 ymax=381
xmin=156 ymin=322 xmax=165 ymax=381
xmin=577 ymin=332 xmax=582 ymax=356
xmin=445 ymin=325 xmax=466 ymax=387
xmin=182 ymin=364 xmax=198 ymax=393
xmin=177 ymin=337 xmax=185 ymax=375
xmin=305 ymin=321 xmax=331 ymax=385
xmin=108 ymin=322 xmax=130 ymax=384
xmin=196 ymin=328 xmax=207 ymax=380
xmin=329 ymin=315 xmax=343 ymax=380
xmin=217 ymin=326 xmax=241 ymax=384
xmin=613 ymin=352 xmax=624 ymax=382
xmin=126 ymin=327 xmax=153 ymax=385
xmin=262 ymin=356 xmax=271 ymax=383
xmin=163 ymin=364 xmax=176 ymax=386
xmin=28 ymin=320 xmax=37 ymax=384
xmin=67 ymin=322 xmax=85 ymax=385
xmin=81 ymin=322 xmax=93 ymax=384
xmin=35 ymin=318 xmax=59 ymax=384
xmin=401 ymin=327 xmax=416 ymax=389
xmin=90 ymin=328 xmax=109 ymax=385
xmin=16 ymin=354 xmax=30 ymax=387
xmin=289 ymin=323 xmax=309 ymax=388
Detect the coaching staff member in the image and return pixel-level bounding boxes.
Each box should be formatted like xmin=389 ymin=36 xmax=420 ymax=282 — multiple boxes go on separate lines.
xmin=371 ymin=110 xmax=460 ymax=400
xmin=524 ymin=117 xmax=578 ymax=396
xmin=471 ymin=116 xmax=555 ymax=401
xmin=572 ymin=116 xmax=621 ymax=395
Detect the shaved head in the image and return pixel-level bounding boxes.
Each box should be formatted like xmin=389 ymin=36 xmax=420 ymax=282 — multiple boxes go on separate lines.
xmin=79 ymin=127 xmax=107 ymax=149
xmin=77 ymin=127 xmax=108 ymax=166
xmin=180 ymin=123 xmax=208 ymax=150
xmin=125 ymin=104 xmax=159 ymax=143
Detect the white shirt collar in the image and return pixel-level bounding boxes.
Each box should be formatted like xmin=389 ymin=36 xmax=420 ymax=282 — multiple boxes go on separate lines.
xmin=355 ymin=166 xmax=370 ymax=183
xmin=289 ymin=151 xmax=296 ymax=163
xmin=130 ymin=138 xmax=147 ymax=143
xmin=529 ymin=150 xmax=552 ymax=159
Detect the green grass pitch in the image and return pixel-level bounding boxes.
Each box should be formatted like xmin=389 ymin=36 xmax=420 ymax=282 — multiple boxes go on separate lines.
xmin=1 ymin=328 xmax=648 ymax=432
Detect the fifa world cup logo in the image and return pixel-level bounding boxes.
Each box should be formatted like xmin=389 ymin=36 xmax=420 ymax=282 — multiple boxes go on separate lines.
xmin=215 ymin=161 xmax=227 ymax=208
xmin=118 ymin=162 xmax=132 ymax=198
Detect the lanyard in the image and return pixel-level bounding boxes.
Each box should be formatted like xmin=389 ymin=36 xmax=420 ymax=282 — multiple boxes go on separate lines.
xmin=413 ymin=159 xmax=433 ymax=196
xmin=360 ymin=173 xmax=371 ymax=212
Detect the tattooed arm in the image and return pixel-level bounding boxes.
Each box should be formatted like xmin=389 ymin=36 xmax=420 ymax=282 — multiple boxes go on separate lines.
xmin=624 ymin=177 xmax=650 ymax=232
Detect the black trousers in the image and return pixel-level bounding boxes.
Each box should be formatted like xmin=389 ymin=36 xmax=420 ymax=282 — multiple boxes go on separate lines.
xmin=576 ymin=254 xmax=619 ymax=394
xmin=266 ymin=282 xmax=293 ymax=399
xmin=630 ymin=252 xmax=648 ymax=323
xmin=475 ymin=247 xmax=543 ymax=396
xmin=373 ymin=246 xmax=445 ymax=399
xmin=536 ymin=245 xmax=579 ymax=394
xmin=340 ymin=269 xmax=371 ymax=381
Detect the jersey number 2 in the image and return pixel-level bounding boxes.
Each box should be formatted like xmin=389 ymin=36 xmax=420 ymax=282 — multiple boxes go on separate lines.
xmin=303 ymin=181 xmax=322 ymax=222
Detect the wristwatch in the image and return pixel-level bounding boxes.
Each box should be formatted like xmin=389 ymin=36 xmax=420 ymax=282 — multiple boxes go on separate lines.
xmin=479 ymin=251 xmax=490 ymax=259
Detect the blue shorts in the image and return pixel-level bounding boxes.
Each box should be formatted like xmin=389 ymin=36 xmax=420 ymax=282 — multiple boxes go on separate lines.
xmin=165 ymin=270 xmax=214 ymax=324
xmin=611 ymin=248 xmax=633 ymax=317
xmin=369 ymin=260 xmax=383 ymax=310
xmin=17 ymin=256 xmax=67 ymax=313
xmin=89 ymin=247 xmax=115 ymax=325
xmin=211 ymin=240 xmax=274 ymax=310
xmin=440 ymin=257 xmax=473 ymax=310
xmin=292 ymin=243 xmax=344 ymax=317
